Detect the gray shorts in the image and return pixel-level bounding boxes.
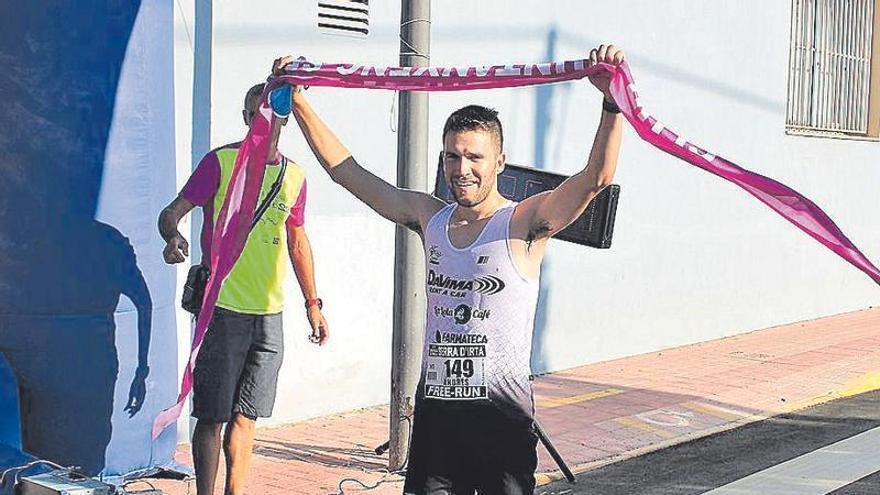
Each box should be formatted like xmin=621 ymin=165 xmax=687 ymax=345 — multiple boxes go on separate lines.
xmin=192 ymin=307 xmax=284 ymax=422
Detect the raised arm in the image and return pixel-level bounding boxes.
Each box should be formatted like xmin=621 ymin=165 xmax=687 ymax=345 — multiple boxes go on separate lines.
xmin=517 ymin=45 xmax=625 ymax=240
xmin=274 ymin=56 xmax=444 ymax=233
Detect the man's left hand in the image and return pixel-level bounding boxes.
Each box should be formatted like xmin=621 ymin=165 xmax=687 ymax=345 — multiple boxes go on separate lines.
xmin=587 ymin=44 xmax=626 ymax=101
xmin=307 ymin=306 xmax=329 ymax=346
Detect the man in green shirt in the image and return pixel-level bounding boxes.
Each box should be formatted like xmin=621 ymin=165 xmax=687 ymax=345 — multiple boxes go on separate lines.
xmin=158 ymin=83 xmax=328 ymax=495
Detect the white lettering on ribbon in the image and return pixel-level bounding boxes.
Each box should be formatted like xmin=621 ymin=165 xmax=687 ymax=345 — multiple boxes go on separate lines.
xmin=671 ymin=132 xmax=717 ymax=163
xmin=628 ymin=83 xmax=642 ymax=110
xmin=413 ymin=66 xmax=441 ymax=77
xmin=496 ymin=64 xmax=521 ymax=76
xmin=650 ymin=120 xmax=666 ymax=134
xmin=524 ymin=63 xmax=552 ymax=76
xmin=388 ymin=67 xmax=413 ymax=77
xmin=290 ymin=59 xmax=323 ymax=73
xmin=686 ymin=144 xmax=716 ymax=163
xmin=337 ymin=64 xmax=360 ymax=76
xmin=361 ymin=65 xmax=389 ymax=77
xmin=441 ymin=66 xmax=471 ymax=77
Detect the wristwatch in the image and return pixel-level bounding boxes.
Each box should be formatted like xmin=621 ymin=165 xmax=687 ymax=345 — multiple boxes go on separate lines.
xmin=305 ymin=298 xmax=323 ymax=310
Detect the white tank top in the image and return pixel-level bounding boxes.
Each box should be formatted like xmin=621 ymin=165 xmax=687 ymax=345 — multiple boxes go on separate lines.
xmin=420 ymin=201 xmax=540 ymax=421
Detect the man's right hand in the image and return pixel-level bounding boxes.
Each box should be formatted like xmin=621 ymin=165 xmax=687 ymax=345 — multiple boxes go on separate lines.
xmin=272 ymin=56 xmax=306 ymax=98
xmin=272 ymin=55 xmax=299 ymax=77
xmin=163 ymin=235 xmax=189 ymax=264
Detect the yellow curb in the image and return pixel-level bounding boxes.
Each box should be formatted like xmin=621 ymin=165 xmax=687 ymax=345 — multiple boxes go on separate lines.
xmin=786 ymin=371 xmax=880 ymax=411
xmin=534 ymin=472 xmax=555 ymax=486
xmin=840 ymin=371 xmax=880 ymax=398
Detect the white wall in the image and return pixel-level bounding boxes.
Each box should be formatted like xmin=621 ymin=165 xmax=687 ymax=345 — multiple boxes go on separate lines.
xmin=173 ymin=0 xmax=879 ymax=428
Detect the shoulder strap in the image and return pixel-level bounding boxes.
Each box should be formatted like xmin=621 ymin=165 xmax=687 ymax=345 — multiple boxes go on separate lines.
xmin=251 ymin=157 xmax=288 ymax=230
xmin=424 ymin=202 xmax=456 ymax=247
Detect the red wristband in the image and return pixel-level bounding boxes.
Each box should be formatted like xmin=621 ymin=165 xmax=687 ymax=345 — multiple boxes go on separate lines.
xmin=305 ymin=298 xmax=323 ymax=310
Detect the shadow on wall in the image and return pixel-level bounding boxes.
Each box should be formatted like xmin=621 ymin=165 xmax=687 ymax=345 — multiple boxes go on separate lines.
xmin=0 ymin=1 xmax=145 ymax=476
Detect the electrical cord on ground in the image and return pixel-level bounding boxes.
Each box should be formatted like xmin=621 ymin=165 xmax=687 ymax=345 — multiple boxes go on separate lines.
xmin=333 ymin=414 xmax=412 ymax=494
xmin=120 ymin=478 xmax=159 ymax=494
xmin=335 ymin=467 xmax=407 ymax=495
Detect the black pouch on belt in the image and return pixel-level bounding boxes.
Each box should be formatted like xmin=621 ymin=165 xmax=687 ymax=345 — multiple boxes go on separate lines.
xmin=181 ymin=264 xmax=211 ymax=316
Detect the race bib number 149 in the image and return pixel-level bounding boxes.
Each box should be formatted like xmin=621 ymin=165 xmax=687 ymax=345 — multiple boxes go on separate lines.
xmin=424 ymin=339 xmax=488 ymax=400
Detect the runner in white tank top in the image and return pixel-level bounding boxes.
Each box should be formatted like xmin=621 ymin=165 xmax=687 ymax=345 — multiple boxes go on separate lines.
xmin=421 ymin=201 xmax=539 ymax=423
xmin=282 ymin=42 xmax=626 ymax=494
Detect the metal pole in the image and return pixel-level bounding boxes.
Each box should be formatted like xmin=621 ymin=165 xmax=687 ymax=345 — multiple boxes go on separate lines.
xmin=389 ymin=0 xmax=430 ymax=470
xmin=191 ymin=0 xmax=212 ymax=202
xmin=187 ymin=0 xmax=212 ymax=442
xmin=534 ymin=421 xmax=576 ymax=484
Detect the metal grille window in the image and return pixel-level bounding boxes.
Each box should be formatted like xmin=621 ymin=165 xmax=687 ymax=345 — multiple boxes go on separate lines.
xmin=787 ymin=0 xmax=878 ymax=136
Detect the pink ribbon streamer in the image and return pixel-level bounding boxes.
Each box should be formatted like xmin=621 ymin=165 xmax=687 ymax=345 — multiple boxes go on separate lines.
xmin=153 ymin=58 xmax=879 ymax=438
xmin=269 ymin=58 xmax=878 ymax=283
xmin=152 ymin=96 xmax=276 ymax=438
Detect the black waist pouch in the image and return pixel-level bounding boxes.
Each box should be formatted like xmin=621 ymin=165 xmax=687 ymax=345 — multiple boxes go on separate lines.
xmin=182 ymin=264 xmax=211 ymax=316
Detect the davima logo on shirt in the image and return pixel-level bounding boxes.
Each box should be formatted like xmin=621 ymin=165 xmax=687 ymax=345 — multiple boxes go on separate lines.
xmin=427 ymin=270 xmax=505 ymax=298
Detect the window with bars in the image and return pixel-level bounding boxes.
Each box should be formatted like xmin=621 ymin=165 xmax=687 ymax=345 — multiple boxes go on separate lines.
xmin=786 ymin=0 xmax=880 ymax=137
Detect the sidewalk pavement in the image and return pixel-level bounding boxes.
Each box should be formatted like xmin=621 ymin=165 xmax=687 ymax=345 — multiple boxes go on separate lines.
xmin=147 ymin=307 xmax=880 ymax=495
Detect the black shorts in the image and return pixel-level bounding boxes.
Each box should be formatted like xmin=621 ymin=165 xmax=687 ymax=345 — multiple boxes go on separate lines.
xmin=403 ymin=401 xmax=538 ymax=495
xmin=192 ymin=307 xmax=283 ymax=422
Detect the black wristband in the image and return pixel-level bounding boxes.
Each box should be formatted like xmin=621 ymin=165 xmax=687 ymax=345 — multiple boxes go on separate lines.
xmin=602 ymin=97 xmax=621 ymax=114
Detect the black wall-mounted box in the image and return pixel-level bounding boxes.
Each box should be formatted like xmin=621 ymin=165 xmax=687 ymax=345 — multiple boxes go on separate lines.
xmin=434 ymin=162 xmax=620 ymax=249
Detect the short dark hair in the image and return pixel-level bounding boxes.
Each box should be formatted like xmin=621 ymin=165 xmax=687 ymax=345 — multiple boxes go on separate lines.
xmin=442 ymin=105 xmax=503 ymax=152
xmin=244 ymin=83 xmax=266 ymax=114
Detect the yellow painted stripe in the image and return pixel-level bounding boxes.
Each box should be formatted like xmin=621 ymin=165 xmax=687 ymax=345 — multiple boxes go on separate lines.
xmin=681 ymin=401 xmax=749 ymax=421
xmin=787 ymin=371 xmax=880 ymax=412
xmin=534 ymin=473 xmax=553 ymax=486
xmin=613 ymin=416 xmax=677 ymax=439
xmin=536 ymin=388 xmax=623 ymax=409
xmin=841 ymin=371 xmax=880 ymax=398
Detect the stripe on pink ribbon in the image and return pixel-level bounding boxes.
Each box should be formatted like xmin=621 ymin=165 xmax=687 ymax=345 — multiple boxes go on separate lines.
xmin=153 ymin=58 xmax=879 ymax=438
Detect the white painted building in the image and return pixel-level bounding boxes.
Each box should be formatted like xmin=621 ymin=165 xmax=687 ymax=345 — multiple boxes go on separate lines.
xmin=169 ymin=0 xmax=880 ymax=438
